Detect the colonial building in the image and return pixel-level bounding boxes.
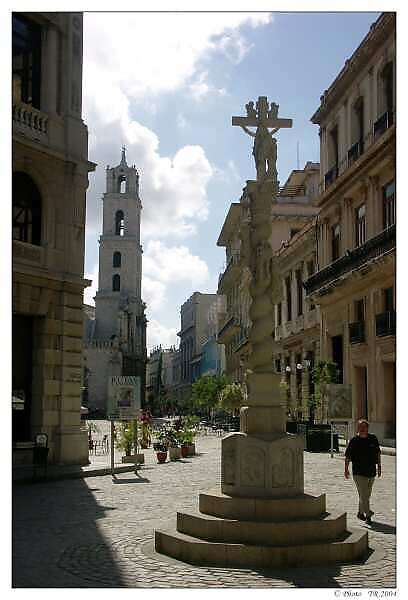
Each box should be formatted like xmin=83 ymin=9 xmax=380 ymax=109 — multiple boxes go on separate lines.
xmin=305 ymin=12 xmax=396 ymax=442
xmin=173 ymin=292 xmax=224 ymax=408
xmin=217 ymin=162 xmax=319 ymax=384
xmin=84 ymin=149 xmax=147 ymax=414
xmin=12 ymin=12 xmax=95 ymax=464
xmin=146 ymin=345 xmax=179 ymax=414
xmin=273 ymin=220 xmax=320 ymax=421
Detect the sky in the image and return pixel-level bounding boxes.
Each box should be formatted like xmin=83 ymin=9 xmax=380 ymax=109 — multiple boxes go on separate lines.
xmin=81 ymin=11 xmax=381 ymax=352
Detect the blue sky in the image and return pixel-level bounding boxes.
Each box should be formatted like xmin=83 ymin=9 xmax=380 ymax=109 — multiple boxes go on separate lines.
xmin=82 ymin=11 xmax=380 ymax=350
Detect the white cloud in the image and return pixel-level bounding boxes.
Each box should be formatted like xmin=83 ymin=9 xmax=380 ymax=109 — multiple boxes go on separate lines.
xmin=142 ymin=276 xmax=166 ymax=312
xmin=143 ymin=240 xmax=209 ymax=286
xmin=147 ymin=319 xmax=178 ymax=352
xmin=83 ymin=13 xmax=272 ymax=105
xmin=189 ymin=70 xmax=227 ymax=101
xmin=83 ymin=263 xmax=99 ymax=306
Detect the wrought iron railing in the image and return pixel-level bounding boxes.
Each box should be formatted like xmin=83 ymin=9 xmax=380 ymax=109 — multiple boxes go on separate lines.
xmin=217 ymin=315 xmax=239 ymax=340
xmin=375 ymin=310 xmax=396 ymax=337
xmin=218 ymin=253 xmax=240 ymax=287
xmin=347 ymin=140 xmax=363 ymax=167
xmin=324 ymin=164 xmax=338 ymax=188
xmin=349 ymin=321 xmax=365 ymax=344
xmin=373 ymin=110 xmax=394 ymax=138
xmin=304 ymin=224 xmax=396 ymax=295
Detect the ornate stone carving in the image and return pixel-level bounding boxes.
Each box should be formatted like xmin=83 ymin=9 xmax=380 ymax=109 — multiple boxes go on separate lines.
xmin=240 ymin=447 xmax=265 ymax=487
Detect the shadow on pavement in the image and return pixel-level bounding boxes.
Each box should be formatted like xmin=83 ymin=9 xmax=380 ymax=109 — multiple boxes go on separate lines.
xmin=13 ymin=477 xmax=125 ymax=587
xmin=112 ymin=475 xmax=150 ymax=484
xmin=368 ymin=521 xmax=396 ymax=535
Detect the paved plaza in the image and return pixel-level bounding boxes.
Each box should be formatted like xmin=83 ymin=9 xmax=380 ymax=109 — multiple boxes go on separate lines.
xmin=13 ymin=433 xmax=396 ymax=588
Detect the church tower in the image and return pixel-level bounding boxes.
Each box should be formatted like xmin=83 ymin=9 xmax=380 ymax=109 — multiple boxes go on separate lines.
xmin=87 ymin=148 xmax=146 ymax=410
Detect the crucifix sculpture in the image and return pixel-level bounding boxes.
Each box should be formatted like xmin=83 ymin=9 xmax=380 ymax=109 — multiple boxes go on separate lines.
xmin=232 ymin=96 xmax=292 ymax=182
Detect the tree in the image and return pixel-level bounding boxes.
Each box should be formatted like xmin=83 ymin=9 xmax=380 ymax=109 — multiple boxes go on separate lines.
xmin=191 ymin=375 xmax=229 ymax=415
xmin=309 ymin=360 xmax=338 ymax=423
xmin=218 ymin=382 xmax=244 ymax=413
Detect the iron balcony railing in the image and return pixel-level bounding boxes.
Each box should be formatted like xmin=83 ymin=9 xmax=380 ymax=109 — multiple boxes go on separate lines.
xmin=324 ymin=164 xmax=338 ymax=188
xmin=375 ymin=310 xmax=396 ymax=337
xmin=373 ymin=110 xmax=394 ymax=139
xmin=217 ymin=315 xmax=240 ymax=341
xmin=349 ymin=321 xmax=365 ymax=344
xmin=347 ymin=140 xmax=363 ymax=167
xmin=218 ymin=253 xmax=240 ymax=287
xmin=304 ymin=224 xmax=396 ymax=296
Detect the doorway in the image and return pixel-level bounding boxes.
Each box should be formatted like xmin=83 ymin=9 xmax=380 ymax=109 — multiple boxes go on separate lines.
xmin=12 ymin=314 xmax=33 ymax=443
xmin=331 ymin=335 xmax=343 ymax=383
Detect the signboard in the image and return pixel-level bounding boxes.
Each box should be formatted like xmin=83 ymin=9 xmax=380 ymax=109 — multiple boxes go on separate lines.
xmin=323 ymin=383 xmax=352 ymax=420
xmin=107 ymin=376 xmax=141 ymax=420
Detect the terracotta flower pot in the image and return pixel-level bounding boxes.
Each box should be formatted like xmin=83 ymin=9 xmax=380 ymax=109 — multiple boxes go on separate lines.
xmin=181 ymin=445 xmax=189 ymax=458
xmin=156 ymin=451 xmax=167 ymax=463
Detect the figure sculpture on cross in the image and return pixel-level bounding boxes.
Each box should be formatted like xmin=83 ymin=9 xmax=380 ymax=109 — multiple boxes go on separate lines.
xmin=232 ymin=96 xmax=293 ymax=183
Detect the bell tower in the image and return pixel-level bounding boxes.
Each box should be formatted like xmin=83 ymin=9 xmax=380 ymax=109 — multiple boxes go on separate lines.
xmin=93 ymin=148 xmax=146 ymax=399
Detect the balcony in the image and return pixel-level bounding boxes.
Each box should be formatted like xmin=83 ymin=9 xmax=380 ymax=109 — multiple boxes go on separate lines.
xmin=375 ymin=310 xmax=396 ymax=337
xmin=232 ymin=325 xmax=250 ymax=353
xmin=217 ymin=315 xmax=240 ymax=343
xmin=218 ymin=253 xmax=241 ymax=291
xmin=13 ymin=102 xmax=49 ymax=142
xmin=349 ymin=321 xmax=365 ymax=344
xmin=324 ymin=164 xmax=338 ymax=189
xmin=347 ymin=140 xmax=363 ymax=167
xmin=373 ymin=110 xmax=394 ymax=139
xmin=304 ymin=224 xmax=395 ymax=296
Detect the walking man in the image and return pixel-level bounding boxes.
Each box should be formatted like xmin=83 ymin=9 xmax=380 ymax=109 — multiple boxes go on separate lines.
xmin=344 ymin=418 xmax=381 ymax=525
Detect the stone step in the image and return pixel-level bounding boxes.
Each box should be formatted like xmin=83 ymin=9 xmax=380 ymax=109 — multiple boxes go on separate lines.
xmin=177 ymin=510 xmax=347 ymax=546
xmin=199 ymin=490 xmax=326 ymax=521
xmin=155 ymin=527 xmax=368 ymax=569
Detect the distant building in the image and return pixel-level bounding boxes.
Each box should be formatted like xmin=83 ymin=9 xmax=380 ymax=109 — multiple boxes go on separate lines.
xmin=83 ymin=149 xmax=147 ymax=414
xmin=12 ymin=13 xmax=95 ymax=465
xmin=305 ymin=13 xmax=396 ymax=442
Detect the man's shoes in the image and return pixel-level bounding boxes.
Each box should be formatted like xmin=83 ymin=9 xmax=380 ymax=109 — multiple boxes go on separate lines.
xmin=365 ymin=516 xmax=373 ymax=525
xmin=357 ymin=512 xmax=366 ymax=521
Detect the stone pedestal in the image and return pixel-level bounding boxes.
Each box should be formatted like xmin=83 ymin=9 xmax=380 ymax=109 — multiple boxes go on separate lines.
xmin=222 ymin=432 xmax=304 ymax=497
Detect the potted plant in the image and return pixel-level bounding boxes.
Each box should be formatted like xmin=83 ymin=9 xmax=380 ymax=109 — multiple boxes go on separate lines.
xmin=166 ymin=427 xmax=181 ymax=461
xmin=153 ymin=429 xmax=168 ymax=463
xmin=116 ymin=421 xmax=144 ymax=464
xmin=179 ymin=428 xmax=194 ymax=457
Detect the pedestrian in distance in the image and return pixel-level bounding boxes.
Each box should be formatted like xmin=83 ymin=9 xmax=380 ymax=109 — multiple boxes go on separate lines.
xmin=344 ymin=418 xmax=381 ymax=525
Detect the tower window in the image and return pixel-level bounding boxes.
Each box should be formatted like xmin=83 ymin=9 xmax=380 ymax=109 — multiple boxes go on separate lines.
xmin=115 ymin=210 xmax=124 ymax=236
xmin=113 ymin=251 xmax=121 ymax=268
xmin=112 ymin=274 xmax=120 ymax=292
xmin=12 ymin=172 xmax=42 ymax=245
xmin=119 ymin=176 xmax=126 ymax=194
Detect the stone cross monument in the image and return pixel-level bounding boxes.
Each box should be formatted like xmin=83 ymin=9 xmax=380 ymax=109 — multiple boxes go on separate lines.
xmin=222 ymin=97 xmax=304 ymax=498
xmin=154 ymin=97 xmax=368 ymax=568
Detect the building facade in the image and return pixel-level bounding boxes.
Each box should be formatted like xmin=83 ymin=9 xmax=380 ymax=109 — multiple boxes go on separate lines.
xmin=273 ymin=221 xmax=320 ymax=421
xmin=305 ymin=12 xmax=396 ymax=442
xmin=12 ymin=12 xmax=95 ymax=464
xmin=217 ymin=163 xmax=319 ymax=384
xmin=84 ymin=149 xmax=147 ymax=414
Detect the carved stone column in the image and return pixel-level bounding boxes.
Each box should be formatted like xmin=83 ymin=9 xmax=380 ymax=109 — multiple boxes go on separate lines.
xmin=221 ymin=179 xmax=304 ymax=498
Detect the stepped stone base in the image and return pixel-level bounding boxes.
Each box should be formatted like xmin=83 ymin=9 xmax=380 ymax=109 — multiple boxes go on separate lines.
xmin=155 ymin=490 xmax=369 ymax=568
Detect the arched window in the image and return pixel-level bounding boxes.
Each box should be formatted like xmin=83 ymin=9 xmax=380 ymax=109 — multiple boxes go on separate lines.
xmin=115 ymin=210 xmax=124 ymax=236
xmin=112 ymin=274 xmax=120 ymax=292
xmin=117 ymin=174 xmax=127 ymax=194
xmin=12 ymin=171 xmax=42 ymax=245
xmin=113 ymin=251 xmax=121 ymax=268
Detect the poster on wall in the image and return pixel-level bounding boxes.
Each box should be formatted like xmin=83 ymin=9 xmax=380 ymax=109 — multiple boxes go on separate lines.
xmin=323 ymin=383 xmax=353 ymax=420
xmin=107 ymin=376 xmax=141 ymax=420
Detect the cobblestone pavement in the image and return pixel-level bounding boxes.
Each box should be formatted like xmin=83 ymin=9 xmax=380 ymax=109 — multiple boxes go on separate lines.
xmin=13 ymin=434 xmax=396 ymax=588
